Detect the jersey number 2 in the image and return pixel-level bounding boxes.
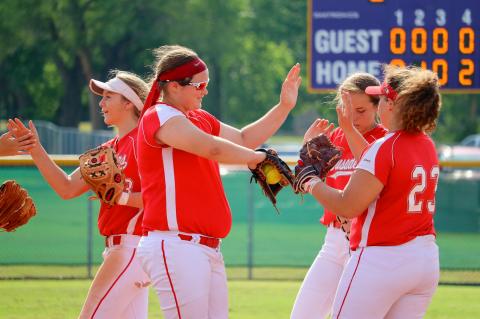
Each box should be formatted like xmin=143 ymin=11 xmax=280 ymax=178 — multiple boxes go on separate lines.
xmin=408 ymin=165 xmax=439 ymax=213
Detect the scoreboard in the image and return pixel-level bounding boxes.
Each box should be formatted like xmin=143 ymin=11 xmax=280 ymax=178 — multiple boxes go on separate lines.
xmin=308 ymin=0 xmax=480 ymax=92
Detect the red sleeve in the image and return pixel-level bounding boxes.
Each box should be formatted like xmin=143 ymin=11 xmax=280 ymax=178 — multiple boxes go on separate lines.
xmin=357 ymin=135 xmax=394 ymax=186
xmin=198 ymin=109 xmax=220 ymax=136
xmin=139 ymin=109 xmax=161 ymax=147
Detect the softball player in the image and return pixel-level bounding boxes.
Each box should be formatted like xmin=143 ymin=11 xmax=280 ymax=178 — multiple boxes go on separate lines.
xmin=9 ymin=71 xmax=151 ymax=319
xmin=291 ymin=73 xmax=387 ymax=319
xmin=136 ymin=44 xmax=301 ymax=319
xmin=302 ymin=65 xmax=441 ymax=319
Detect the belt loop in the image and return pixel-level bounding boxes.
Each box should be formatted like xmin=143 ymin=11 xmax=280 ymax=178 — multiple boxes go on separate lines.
xmin=191 ymin=234 xmax=201 ymax=244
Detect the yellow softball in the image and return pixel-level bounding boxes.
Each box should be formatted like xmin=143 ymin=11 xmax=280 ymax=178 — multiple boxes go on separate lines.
xmin=263 ymin=164 xmax=282 ymax=185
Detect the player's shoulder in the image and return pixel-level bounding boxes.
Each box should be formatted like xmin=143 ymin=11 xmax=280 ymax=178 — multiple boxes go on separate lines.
xmin=366 ymin=124 xmax=388 ymax=140
xmin=363 ymin=132 xmax=398 ymax=157
xmin=125 ymin=126 xmax=139 ymax=139
xmin=100 ymin=137 xmax=117 ymax=148
xmin=189 ymin=108 xmax=217 ymax=121
xmin=141 ymin=103 xmax=185 ymax=128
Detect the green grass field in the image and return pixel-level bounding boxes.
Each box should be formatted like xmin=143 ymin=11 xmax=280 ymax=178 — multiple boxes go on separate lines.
xmin=1 ymin=165 xmax=479 ymax=318
xmin=1 ymin=277 xmax=479 ymax=319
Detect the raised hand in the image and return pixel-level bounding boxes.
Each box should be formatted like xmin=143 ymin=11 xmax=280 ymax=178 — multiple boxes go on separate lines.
xmin=336 ymin=91 xmax=355 ymax=132
xmin=0 ymin=130 xmax=36 ymax=156
xmin=7 ymin=118 xmax=41 ymax=154
xmin=279 ymin=63 xmax=302 ymax=110
xmin=303 ymin=118 xmax=335 ymax=143
xmin=8 ymin=118 xmax=31 ymax=138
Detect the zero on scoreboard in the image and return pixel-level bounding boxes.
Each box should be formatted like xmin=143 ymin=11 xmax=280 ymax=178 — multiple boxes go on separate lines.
xmin=308 ymin=0 xmax=480 ymax=92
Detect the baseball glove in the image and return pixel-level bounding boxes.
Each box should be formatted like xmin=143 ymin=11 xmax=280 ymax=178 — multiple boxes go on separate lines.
xmin=250 ymin=148 xmax=294 ymax=213
xmin=79 ymin=145 xmax=125 ymax=206
xmin=0 ymin=180 xmax=36 ymax=232
xmin=293 ymin=134 xmax=342 ymax=193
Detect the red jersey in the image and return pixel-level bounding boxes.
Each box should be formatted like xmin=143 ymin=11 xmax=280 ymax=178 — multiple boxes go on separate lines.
xmin=350 ymin=131 xmax=438 ymax=250
xmin=137 ymin=103 xmax=231 ymax=238
xmin=321 ymin=125 xmax=387 ymax=226
xmin=97 ymin=127 xmax=143 ymax=236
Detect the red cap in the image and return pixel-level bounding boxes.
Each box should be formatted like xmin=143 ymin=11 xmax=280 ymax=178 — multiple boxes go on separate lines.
xmin=365 ymin=81 xmax=398 ymax=101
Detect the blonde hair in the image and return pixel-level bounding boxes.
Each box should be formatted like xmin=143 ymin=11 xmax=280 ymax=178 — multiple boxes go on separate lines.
xmin=334 ymin=72 xmax=380 ymax=106
xmin=383 ymin=65 xmax=441 ymax=133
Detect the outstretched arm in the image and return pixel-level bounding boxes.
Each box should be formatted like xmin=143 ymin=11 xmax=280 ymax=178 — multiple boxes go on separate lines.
xmin=220 ymin=63 xmax=302 ymax=149
xmin=8 ymin=119 xmax=90 ymax=199
xmin=156 ymin=115 xmax=266 ymax=168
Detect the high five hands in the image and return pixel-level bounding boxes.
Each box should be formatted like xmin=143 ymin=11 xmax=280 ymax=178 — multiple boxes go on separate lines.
xmin=279 ymin=63 xmax=302 ymax=111
xmin=5 ymin=118 xmax=40 ymax=155
xmin=0 ymin=119 xmax=37 ymax=156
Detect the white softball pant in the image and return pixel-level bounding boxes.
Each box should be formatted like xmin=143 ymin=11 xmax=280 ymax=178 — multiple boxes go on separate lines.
xmin=332 ymin=235 xmax=440 ymax=319
xmin=78 ymin=234 xmax=150 ymax=319
xmin=137 ymin=231 xmax=228 ymax=319
xmin=291 ymin=226 xmax=350 ymax=319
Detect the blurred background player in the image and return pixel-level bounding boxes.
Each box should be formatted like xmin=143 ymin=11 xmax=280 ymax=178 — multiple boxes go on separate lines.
xmin=291 ymin=73 xmax=387 ymax=319
xmin=297 ymin=65 xmax=441 ymax=319
xmin=8 ymin=70 xmax=151 ymax=319
xmin=136 ymin=44 xmax=301 ymax=319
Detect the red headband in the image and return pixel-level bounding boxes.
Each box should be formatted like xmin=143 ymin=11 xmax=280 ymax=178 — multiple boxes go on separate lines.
xmin=380 ymin=81 xmax=398 ymax=101
xmin=140 ymin=57 xmax=207 ymax=118
xmin=158 ymin=57 xmax=207 ymax=81
xmin=365 ymin=81 xmax=398 ymax=101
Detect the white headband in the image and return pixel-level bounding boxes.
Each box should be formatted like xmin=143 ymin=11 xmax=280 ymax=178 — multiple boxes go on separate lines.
xmin=89 ymin=77 xmax=144 ymax=111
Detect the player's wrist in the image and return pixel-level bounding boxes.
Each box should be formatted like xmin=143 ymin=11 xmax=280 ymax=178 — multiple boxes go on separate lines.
xmin=304 ymin=177 xmax=321 ymax=194
xmin=118 ymin=191 xmax=130 ymax=205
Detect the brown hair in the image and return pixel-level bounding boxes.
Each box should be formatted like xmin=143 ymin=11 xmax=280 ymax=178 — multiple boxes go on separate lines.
xmin=148 ymin=45 xmax=199 ymax=88
xmin=383 ymin=65 xmax=441 ymax=133
xmin=108 ymin=70 xmax=149 ymax=118
xmin=335 ymin=72 xmax=381 ymax=106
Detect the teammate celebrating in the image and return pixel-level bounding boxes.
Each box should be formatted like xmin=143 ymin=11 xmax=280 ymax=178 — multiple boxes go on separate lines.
xmin=8 ymin=70 xmax=151 ymax=319
xmin=297 ymin=65 xmax=441 ymax=319
xmin=136 ymin=44 xmax=301 ymax=319
xmin=291 ymin=73 xmax=387 ymax=319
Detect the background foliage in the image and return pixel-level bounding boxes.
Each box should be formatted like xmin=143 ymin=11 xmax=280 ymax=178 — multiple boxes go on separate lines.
xmin=0 ymin=0 xmax=478 ymax=141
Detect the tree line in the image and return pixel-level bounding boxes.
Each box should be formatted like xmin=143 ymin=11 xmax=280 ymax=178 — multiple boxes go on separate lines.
xmin=0 ymin=0 xmax=477 ymax=143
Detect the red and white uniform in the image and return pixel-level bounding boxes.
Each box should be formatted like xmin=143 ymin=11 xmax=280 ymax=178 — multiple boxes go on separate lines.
xmin=137 ymin=103 xmax=230 ymax=319
xmin=98 ymin=128 xmax=143 ymax=236
xmin=322 ymin=125 xmax=388 ymax=226
xmin=331 ymin=131 xmax=440 ymax=319
xmin=79 ymin=127 xmax=150 ymax=319
xmin=350 ymin=131 xmax=437 ymax=250
xmin=291 ymin=125 xmax=387 ymax=319
xmin=138 ymin=103 xmax=230 ymax=238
